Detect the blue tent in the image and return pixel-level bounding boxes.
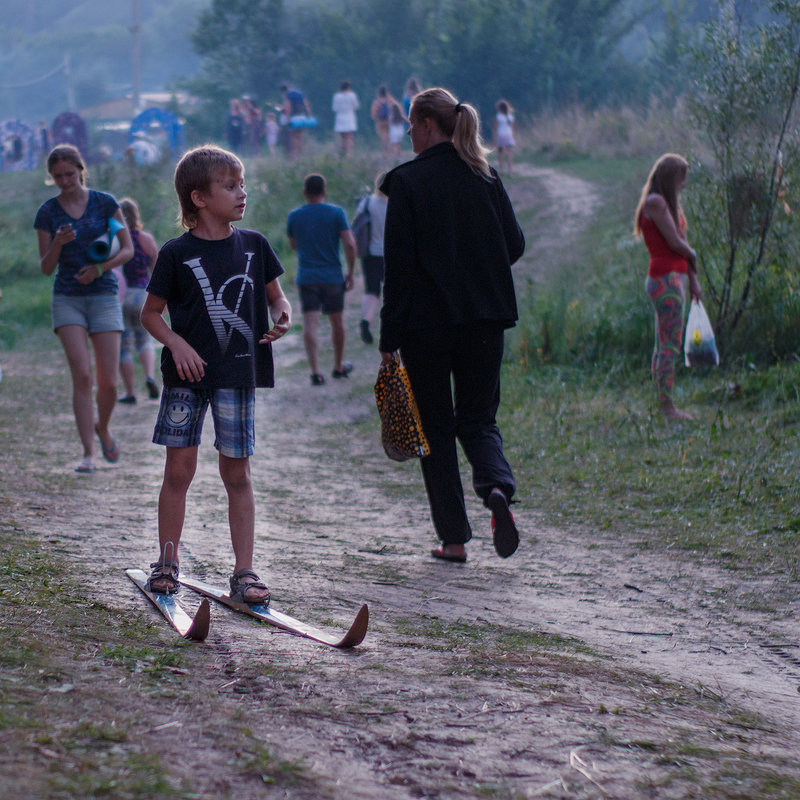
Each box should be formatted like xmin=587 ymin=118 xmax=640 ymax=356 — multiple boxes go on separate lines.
xmin=51 ymin=112 xmax=88 ymax=157
xmin=129 ymin=107 xmax=185 ymax=157
xmin=0 ymin=119 xmax=37 ymax=171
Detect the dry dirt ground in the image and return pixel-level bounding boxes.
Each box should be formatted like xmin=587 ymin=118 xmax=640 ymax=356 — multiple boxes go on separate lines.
xmin=2 ymin=166 xmax=800 ymax=799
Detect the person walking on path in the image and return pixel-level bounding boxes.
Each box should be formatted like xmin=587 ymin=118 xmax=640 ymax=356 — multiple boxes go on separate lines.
xmin=356 ymin=172 xmax=388 ymax=344
xmin=634 ymin=153 xmax=703 ymax=421
xmin=332 ymin=80 xmax=360 ymax=157
xmin=493 ymin=99 xmax=517 ymax=175
xmin=35 ymin=143 xmax=134 ymax=474
xmin=379 ymin=87 xmax=525 ymax=563
xmin=379 ymin=88 xmax=525 ymax=562
xmin=287 ymin=173 xmax=357 ymax=386
xmin=140 ymin=145 xmax=291 ymax=602
xmin=117 ymin=197 xmax=160 ymax=404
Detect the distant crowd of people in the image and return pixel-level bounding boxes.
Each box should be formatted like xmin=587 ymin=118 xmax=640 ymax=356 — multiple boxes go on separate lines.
xmin=224 ymin=79 xmax=518 ymax=170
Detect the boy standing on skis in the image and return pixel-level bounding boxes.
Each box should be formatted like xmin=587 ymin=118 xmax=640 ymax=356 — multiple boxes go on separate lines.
xmin=141 ymin=145 xmax=291 ymax=605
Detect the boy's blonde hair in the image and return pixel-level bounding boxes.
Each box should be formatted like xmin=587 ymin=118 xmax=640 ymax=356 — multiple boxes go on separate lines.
xmin=174 ymin=145 xmax=244 ymax=229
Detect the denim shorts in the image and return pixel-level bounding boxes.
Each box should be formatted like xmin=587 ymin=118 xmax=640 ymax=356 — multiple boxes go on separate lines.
xmin=52 ymin=293 xmax=123 ymax=334
xmin=299 ymin=282 xmax=346 ymax=314
xmin=152 ymin=385 xmax=256 ymax=458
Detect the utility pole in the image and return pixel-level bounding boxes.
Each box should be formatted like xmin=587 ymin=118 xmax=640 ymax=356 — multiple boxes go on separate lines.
xmin=64 ymin=53 xmax=76 ymax=111
xmin=131 ymin=0 xmax=141 ymax=113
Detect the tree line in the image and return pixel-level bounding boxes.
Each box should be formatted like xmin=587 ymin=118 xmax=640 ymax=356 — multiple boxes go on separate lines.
xmin=185 ymin=0 xmax=686 ymax=135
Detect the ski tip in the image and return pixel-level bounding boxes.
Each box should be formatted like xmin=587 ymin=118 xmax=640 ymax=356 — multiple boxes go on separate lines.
xmin=185 ymin=597 xmax=211 ymax=642
xmin=338 ymin=603 xmax=369 ymax=649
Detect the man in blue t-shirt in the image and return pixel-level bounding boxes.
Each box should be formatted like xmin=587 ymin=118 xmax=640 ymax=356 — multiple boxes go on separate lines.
xmin=287 ymin=173 xmax=357 ymax=386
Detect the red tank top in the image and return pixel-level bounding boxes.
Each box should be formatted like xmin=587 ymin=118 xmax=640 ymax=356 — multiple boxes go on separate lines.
xmin=640 ymin=213 xmax=688 ymax=278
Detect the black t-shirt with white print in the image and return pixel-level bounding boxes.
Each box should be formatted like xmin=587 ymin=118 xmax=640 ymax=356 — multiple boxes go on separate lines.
xmin=147 ymin=227 xmax=284 ymax=388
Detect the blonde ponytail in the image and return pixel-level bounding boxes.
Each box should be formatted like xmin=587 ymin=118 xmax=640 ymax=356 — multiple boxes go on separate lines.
xmin=411 ymin=87 xmax=493 ymax=180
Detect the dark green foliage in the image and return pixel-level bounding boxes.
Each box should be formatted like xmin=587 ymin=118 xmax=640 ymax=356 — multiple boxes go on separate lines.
xmin=184 ymin=0 xmax=658 ymax=137
xmin=685 ymin=0 xmax=800 ymax=350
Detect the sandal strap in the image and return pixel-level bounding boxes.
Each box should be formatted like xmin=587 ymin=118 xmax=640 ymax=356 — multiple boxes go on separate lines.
xmin=229 ymin=569 xmax=270 ymax=605
xmin=149 ymin=559 xmax=179 ymax=576
xmin=146 ymin=560 xmax=179 ymax=593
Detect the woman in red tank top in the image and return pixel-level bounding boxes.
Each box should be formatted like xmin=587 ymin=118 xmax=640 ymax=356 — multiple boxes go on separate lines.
xmin=634 ymin=154 xmax=703 ymax=420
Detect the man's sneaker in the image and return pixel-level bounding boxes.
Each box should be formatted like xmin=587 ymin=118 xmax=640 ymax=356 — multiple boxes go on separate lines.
xmin=487 ymin=489 xmax=519 ymax=558
xmin=360 ymin=319 xmax=373 ymax=344
xmin=332 ymin=362 xmax=353 ymax=379
xmin=118 ymin=395 xmax=137 ymax=405
xmin=310 ymin=373 xmax=325 ymax=386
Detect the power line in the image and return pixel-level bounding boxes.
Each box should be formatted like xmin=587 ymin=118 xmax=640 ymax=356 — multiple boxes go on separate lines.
xmin=0 ymin=59 xmax=67 ymax=90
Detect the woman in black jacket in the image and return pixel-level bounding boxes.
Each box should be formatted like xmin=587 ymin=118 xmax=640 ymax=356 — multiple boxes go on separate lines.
xmin=379 ymin=87 xmax=525 ymax=563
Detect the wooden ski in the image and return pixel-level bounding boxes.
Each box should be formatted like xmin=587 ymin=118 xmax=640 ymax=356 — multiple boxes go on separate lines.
xmin=179 ymin=575 xmax=368 ymax=649
xmin=126 ymin=568 xmax=210 ymax=641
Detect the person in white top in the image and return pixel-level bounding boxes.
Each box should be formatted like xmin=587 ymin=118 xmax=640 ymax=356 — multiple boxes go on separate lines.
xmin=332 ymin=80 xmax=360 ymax=157
xmin=493 ymin=99 xmax=517 ymax=176
xmin=357 ymin=172 xmax=388 ymax=343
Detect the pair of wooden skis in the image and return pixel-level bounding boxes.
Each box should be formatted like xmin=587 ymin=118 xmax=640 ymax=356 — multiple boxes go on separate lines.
xmin=125 ymin=569 xmax=369 ymax=649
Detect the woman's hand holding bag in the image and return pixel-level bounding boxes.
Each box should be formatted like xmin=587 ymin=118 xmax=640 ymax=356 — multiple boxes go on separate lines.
xmin=374 ymin=354 xmax=430 ymax=461
xmin=684 ymin=299 xmax=719 ymax=367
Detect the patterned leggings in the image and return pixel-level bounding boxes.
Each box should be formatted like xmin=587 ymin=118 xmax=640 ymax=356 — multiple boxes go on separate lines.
xmin=645 ymin=272 xmax=687 ymax=406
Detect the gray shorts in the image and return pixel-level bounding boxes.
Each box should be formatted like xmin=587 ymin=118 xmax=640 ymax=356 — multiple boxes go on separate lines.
xmin=52 ymin=293 xmax=123 ymax=334
xmin=152 ymin=385 xmax=256 ymax=458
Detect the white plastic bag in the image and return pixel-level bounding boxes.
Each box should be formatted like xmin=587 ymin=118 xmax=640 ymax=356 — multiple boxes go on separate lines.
xmin=684 ymin=299 xmax=719 ymax=367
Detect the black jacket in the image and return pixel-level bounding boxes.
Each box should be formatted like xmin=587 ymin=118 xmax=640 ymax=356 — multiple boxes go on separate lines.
xmin=378 ymin=141 xmax=525 ymax=353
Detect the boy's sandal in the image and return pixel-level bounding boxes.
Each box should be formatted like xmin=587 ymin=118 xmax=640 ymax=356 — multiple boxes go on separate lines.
xmin=145 ymin=560 xmax=179 ymax=594
xmin=229 ymin=569 xmax=271 ymax=606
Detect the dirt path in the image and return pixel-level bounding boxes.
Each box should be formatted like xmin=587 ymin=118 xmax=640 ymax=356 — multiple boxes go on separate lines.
xmin=3 ymin=166 xmax=800 ymax=799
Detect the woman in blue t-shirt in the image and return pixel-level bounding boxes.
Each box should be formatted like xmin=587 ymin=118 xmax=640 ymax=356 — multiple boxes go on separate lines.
xmin=34 ymin=144 xmax=133 ymax=474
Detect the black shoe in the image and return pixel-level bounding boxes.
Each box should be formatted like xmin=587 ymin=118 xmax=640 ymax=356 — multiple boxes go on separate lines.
xmin=487 ymin=490 xmax=519 ymax=558
xmin=332 ymin=362 xmax=353 ymax=379
xmin=118 ymin=395 xmax=137 ymax=405
xmin=310 ymin=373 xmax=325 ymax=386
xmin=360 ymin=320 xmax=373 ymax=344
xmin=145 ymin=377 xmax=159 ymax=399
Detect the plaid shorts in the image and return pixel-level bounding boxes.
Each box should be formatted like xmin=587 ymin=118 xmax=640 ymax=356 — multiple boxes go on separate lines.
xmin=152 ymin=386 xmax=255 ymax=458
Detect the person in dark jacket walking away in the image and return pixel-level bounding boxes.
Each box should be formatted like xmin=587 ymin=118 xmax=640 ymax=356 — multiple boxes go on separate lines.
xmin=379 ymin=87 xmax=525 ymax=563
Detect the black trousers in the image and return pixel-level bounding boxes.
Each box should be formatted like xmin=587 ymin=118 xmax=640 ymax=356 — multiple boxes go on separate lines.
xmin=400 ymin=323 xmax=516 ymax=545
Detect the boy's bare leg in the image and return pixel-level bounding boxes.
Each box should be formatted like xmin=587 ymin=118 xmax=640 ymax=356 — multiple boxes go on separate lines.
xmin=219 ymin=453 xmax=269 ymax=602
xmin=219 ymin=453 xmax=255 ymax=570
xmin=157 ymin=445 xmax=198 ymax=560
xmin=147 ymin=445 xmax=197 ymax=592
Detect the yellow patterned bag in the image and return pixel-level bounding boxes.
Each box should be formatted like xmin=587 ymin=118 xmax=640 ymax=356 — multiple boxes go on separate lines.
xmin=374 ymin=355 xmax=431 ymax=461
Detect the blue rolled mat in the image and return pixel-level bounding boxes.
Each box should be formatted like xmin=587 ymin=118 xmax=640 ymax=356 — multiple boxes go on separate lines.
xmin=88 ymin=217 xmax=125 ymax=262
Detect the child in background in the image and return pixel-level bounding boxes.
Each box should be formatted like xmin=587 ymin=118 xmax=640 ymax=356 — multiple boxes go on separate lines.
xmin=264 ymin=111 xmax=279 ymax=157
xmin=493 ymin=100 xmax=517 ymax=176
xmin=140 ymin=145 xmax=292 ymax=603
xmin=118 ymin=197 xmax=160 ymax=404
